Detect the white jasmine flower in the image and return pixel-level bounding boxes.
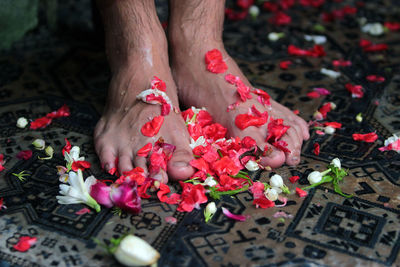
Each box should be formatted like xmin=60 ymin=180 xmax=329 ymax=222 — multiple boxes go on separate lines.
xmin=204 ymin=202 xmax=217 ymax=223
xmin=304 ymin=34 xmax=327 ymax=44
xmin=203 ymin=176 xmax=217 ymax=187
xmin=64 ymin=146 xmax=85 ymax=164
xmin=330 ymin=102 xmax=337 ymax=110
xmin=16 ymin=117 xmax=28 ymax=128
xmin=270 ymin=174 xmax=284 ymax=188
xmin=324 ymin=126 xmax=336 ymax=134
xmin=361 ymin=23 xmax=384 ymax=36
xmin=356 ymin=113 xmax=363 ymax=122
xmin=307 ymin=171 xmax=323 ymax=184
xmin=113 ymin=235 xmax=160 ymax=266
xmin=32 ymin=139 xmax=45 ymax=150
xmin=249 ymin=5 xmax=260 ymax=18
xmin=331 ymin=158 xmax=341 ymax=169
xmin=268 ymin=32 xmax=285 ymax=42
xmin=189 ymin=136 xmax=207 ymax=149
xmin=265 ymin=188 xmax=279 ymax=201
xmin=245 ymin=160 xmax=259 ymax=171
xmin=320 ymin=68 xmax=341 ymax=79
xmin=38 ymin=146 xmax=54 ymax=160
xmin=136 ymin=89 xmax=173 ymax=109
xmin=56 ymin=169 xmax=100 ymax=212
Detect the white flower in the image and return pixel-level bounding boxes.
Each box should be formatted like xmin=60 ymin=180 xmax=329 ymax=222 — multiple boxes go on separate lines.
xmin=307 ymin=171 xmax=322 ymax=184
xmin=136 ymin=89 xmax=173 ymax=109
xmin=32 ymin=139 xmax=45 ymax=150
xmin=331 ymin=158 xmax=341 ymax=169
xmin=265 ymin=188 xmax=279 ymax=201
xmin=330 ymin=102 xmax=337 ymax=110
xmin=320 ymin=68 xmax=341 ymax=79
xmin=64 ymin=146 xmax=85 ymax=169
xmin=270 ymin=174 xmax=283 ymax=188
xmin=203 ymin=176 xmax=217 ymax=187
xmin=384 ymin=134 xmax=399 ymax=147
xmin=245 ymin=160 xmax=259 ymax=171
xmin=356 ymin=113 xmax=363 ymax=122
xmin=204 ymin=202 xmax=217 ymax=223
xmin=361 ymin=23 xmax=384 ymax=36
xmin=16 ymin=117 xmax=28 ymax=128
xmin=249 ymin=5 xmax=260 ymax=18
xmin=324 ymin=126 xmax=336 ymax=134
xmin=268 ymin=32 xmax=285 ymax=42
xmin=113 ymin=235 xmax=160 ymax=267
xmin=56 ymin=169 xmax=100 ymax=212
xmin=189 ymin=136 xmax=207 ymax=150
xmin=304 ymin=34 xmax=327 ymax=44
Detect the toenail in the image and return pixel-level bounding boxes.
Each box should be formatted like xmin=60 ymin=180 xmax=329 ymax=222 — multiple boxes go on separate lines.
xmin=173 ymin=161 xmax=189 ymax=167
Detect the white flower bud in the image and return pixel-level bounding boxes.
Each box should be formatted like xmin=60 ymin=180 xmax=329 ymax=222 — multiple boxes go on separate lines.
xmin=268 ymin=32 xmax=284 ymax=42
xmin=32 ymin=139 xmax=45 ymax=150
xmin=304 ymin=34 xmax=327 ymax=44
xmin=249 ymin=5 xmax=260 ymax=18
xmin=265 ymin=188 xmax=279 ymax=201
xmin=331 ymin=158 xmax=341 ymax=169
xmin=330 ymin=102 xmax=337 ymax=110
xmin=270 ymin=174 xmax=283 ymax=188
xmin=356 ymin=113 xmax=363 ymax=122
xmin=206 ymin=202 xmax=217 ymax=215
xmin=16 ymin=117 xmax=28 ymax=128
xmin=307 ymin=171 xmax=322 ymax=184
xmin=203 ymin=176 xmax=217 ymax=187
xmin=245 ymin=160 xmax=259 ymax=171
xmin=361 ymin=23 xmax=384 ymax=36
xmin=324 ymin=126 xmax=336 ymax=134
xmin=113 ymin=235 xmax=160 ymax=266
xmin=320 ymin=68 xmax=341 ymax=79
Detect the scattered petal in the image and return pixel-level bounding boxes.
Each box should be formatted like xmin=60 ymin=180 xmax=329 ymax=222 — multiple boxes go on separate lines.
xmin=221 ymin=207 xmax=248 ymax=221
xmin=352 ymin=132 xmax=378 ymax=143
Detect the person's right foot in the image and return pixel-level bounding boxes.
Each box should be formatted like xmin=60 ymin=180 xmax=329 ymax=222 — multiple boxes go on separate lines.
xmin=94 ymin=0 xmax=194 ymax=182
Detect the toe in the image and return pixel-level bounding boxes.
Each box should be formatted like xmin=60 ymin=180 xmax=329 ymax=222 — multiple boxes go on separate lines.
xmin=167 ymin=149 xmax=195 ymax=181
xmin=260 ymin=146 xmax=286 ymax=168
xmin=118 ymin=151 xmax=134 ymax=174
xmin=133 ymin=156 xmax=149 ymax=176
xmin=280 ymin=128 xmax=302 ymax=166
xmin=98 ymin=147 xmax=117 ymax=172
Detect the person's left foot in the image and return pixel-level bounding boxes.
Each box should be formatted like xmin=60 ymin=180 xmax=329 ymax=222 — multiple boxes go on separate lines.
xmin=169 ymin=38 xmax=310 ymax=168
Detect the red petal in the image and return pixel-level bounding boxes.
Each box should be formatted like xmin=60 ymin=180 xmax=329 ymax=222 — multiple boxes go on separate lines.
xmin=30 ymin=116 xmax=52 ymax=130
xmin=62 ymin=138 xmax=72 ymax=156
xmin=235 ymin=114 xmax=267 ymax=130
xmin=366 ymin=75 xmax=385 ymax=82
xmin=313 ymin=143 xmax=320 ymax=155
xmin=236 ymin=0 xmax=254 ymax=9
xmin=266 ymin=118 xmax=290 ymax=142
xmin=296 ymin=187 xmax=308 ymax=197
xmin=71 ymin=160 xmax=91 ymax=171
xmin=352 ymin=132 xmax=378 ymax=143
xmin=137 ymin=143 xmax=153 ymax=157
xmin=205 ymin=49 xmax=228 ymax=74
xmin=151 ymin=76 xmax=166 ymax=92
xmin=46 ymin=104 xmax=71 ymax=119
xmin=141 ymin=116 xmax=164 ymax=137
xmin=279 ymin=60 xmax=292 ymax=70
xmin=272 ymin=140 xmax=291 ymax=153
xmin=13 ymin=236 xmax=37 ymax=252
xmin=269 ymin=11 xmax=291 ymax=26
xmin=289 ymin=175 xmax=300 ymax=183
xmin=323 ymin=122 xmax=342 ymax=128
xmin=345 ymin=83 xmax=364 ymax=98
xmin=16 ymin=150 xmax=33 ymax=160
xmin=307 ymin=91 xmax=321 ymax=99
xmin=253 ymin=196 xmax=275 ymax=209
xmin=384 ymin=22 xmax=400 ymax=31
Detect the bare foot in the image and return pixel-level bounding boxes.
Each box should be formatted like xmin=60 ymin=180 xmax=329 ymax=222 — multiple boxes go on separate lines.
xmin=94 ymin=0 xmax=194 ymax=182
xmin=168 ymin=0 xmax=309 ymax=168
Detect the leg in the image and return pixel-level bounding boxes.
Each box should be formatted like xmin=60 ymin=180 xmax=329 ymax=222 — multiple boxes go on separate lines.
xmin=94 ymin=0 xmax=194 ymax=182
xmin=168 ymin=0 xmax=309 ymax=167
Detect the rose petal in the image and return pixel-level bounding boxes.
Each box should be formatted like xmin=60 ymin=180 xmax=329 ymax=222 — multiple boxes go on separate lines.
xmin=221 ymin=207 xmax=248 ymax=221
xmin=137 ymin=143 xmax=153 ymax=157
xmin=141 ymin=116 xmax=164 ymax=137
xmin=352 ymin=132 xmax=378 ymax=143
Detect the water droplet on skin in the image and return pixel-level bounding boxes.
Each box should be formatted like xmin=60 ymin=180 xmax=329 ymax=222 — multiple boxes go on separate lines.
xmin=120 ymin=90 xmax=126 ymax=96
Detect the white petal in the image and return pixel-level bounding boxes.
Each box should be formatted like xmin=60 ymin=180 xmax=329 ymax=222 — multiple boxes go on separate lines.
xmin=56 ymin=195 xmax=83 ymax=205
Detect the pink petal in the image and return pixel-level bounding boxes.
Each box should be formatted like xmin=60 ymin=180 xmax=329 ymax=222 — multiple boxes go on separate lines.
xmin=314 ymin=87 xmax=331 ymax=95
xmin=275 ymin=196 xmax=288 ymax=208
xmin=221 ymin=207 xmax=248 ymax=222
xmin=273 ymin=211 xmax=293 ymax=219
xmin=90 ymin=182 xmax=113 ymax=208
xmin=75 ymin=208 xmax=91 ymax=215
xmin=165 ymin=216 xmax=177 ymax=224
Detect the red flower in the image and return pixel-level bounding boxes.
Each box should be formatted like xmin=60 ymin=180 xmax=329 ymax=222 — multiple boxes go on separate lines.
xmin=296 ymin=187 xmax=308 ymax=197
xmin=235 ymin=114 xmax=268 ymax=130
xmin=279 ymin=60 xmax=292 ymax=70
xmin=313 ymin=143 xmax=320 ymax=155
xmin=269 ymin=11 xmax=291 ymax=26
xmin=137 ymin=143 xmax=152 ymax=157
xmin=205 ymin=49 xmax=228 ymax=74
xmin=177 ymin=182 xmax=208 ymax=212
xmin=332 ymin=59 xmax=352 ymax=68
xmin=289 ymin=175 xmax=300 ymax=183
xmin=16 ymin=150 xmax=32 ymax=160
xmin=150 ymin=76 xmax=166 ymax=92
xmin=384 ymin=22 xmax=400 ymax=31
xmin=30 ymin=116 xmax=52 ymax=129
xmin=157 ymin=183 xmax=181 ymax=204
xmin=307 ymin=91 xmax=321 ymax=99
xmin=352 ymin=132 xmax=378 ymax=143
xmin=265 ymin=118 xmax=290 ymax=142
xmin=253 ymin=89 xmax=271 ymax=106
xmin=345 ymin=83 xmax=364 ymax=98
xmin=71 ymin=160 xmax=91 ymax=171
xmin=141 ymin=116 xmax=164 ymax=137
xmin=253 ymin=196 xmax=275 ymax=208
xmin=272 ymin=140 xmax=291 ymax=153
xmin=366 ymin=75 xmax=385 ymax=82
xmin=288 ymin=45 xmax=326 ymax=57
xmin=212 ymin=156 xmax=241 ymax=176
xmin=62 ymin=138 xmax=72 ymax=156
xmin=323 ymin=122 xmax=342 ymax=128
xmin=237 ymin=0 xmax=254 ymax=9
xmin=13 ymin=236 xmax=37 ymax=252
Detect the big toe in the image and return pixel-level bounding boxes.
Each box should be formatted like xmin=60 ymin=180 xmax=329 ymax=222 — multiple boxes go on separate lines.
xmin=167 ymin=149 xmax=195 ymax=181
xmin=260 ymin=146 xmax=286 ymax=169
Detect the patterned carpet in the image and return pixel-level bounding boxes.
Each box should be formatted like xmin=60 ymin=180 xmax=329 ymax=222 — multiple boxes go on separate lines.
xmin=0 ymin=0 xmax=399 ymax=266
